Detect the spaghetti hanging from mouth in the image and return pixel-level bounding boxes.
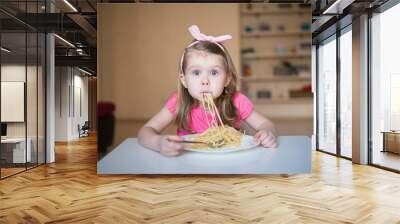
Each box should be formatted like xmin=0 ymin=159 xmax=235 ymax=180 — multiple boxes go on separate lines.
xmin=188 ymin=93 xmax=243 ymax=149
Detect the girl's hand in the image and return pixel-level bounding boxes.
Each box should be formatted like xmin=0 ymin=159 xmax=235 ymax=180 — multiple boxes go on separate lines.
xmin=158 ymin=135 xmax=185 ymax=157
xmin=254 ymin=130 xmax=278 ymax=148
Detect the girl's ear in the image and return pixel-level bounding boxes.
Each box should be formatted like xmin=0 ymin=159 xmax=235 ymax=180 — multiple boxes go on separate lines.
xmin=179 ymin=73 xmax=188 ymax=88
xmin=224 ymin=74 xmax=232 ymax=87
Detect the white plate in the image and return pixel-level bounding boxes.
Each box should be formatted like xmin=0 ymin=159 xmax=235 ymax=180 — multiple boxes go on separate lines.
xmin=182 ymin=134 xmax=258 ymax=153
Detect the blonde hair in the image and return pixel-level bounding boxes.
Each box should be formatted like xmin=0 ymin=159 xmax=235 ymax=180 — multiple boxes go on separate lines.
xmin=175 ymin=41 xmax=238 ymax=133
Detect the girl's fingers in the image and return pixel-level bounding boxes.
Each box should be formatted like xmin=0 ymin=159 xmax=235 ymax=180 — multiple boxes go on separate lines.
xmin=255 ymin=135 xmax=262 ymax=145
xmin=163 ymin=151 xmax=180 ymax=157
xmin=262 ymin=136 xmax=277 ymax=148
xmin=255 ymin=131 xmax=267 ymax=145
xmin=265 ymin=131 xmax=275 ymax=141
xmin=257 ymin=132 xmax=268 ymax=142
xmin=254 ymin=131 xmax=263 ymax=140
xmin=168 ymin=141 xmax=184 ymax=151
xmin=163 ymin=147 xmax=182 ymax=157
xmin=262 ymin=132 xmax=269 ymax=140
xmin=261 ymin=138 xmax=269 ymax=146
xmin=253 ymin=132 xmax=260 ymax=144
xmin=165 ymin=135 xmax=185 ymax=151
xmin=167 ymin=135 xmax=183 ymax=142
xmin=254 ymin=131 xmax=262 ymax=139
xmin=265 ymin=133 xmax=274 ymax=142
xmin=175 ymin=144 xmax=185 ymax=151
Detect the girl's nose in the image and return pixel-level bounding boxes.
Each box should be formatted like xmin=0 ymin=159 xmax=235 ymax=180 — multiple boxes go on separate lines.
xmin=201 ymin=76 xmax=209 ymax=86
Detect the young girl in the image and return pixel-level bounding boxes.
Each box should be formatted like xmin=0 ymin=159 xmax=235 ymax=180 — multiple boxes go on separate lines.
xmin=138 ymin=25 xmax=277 ymax=157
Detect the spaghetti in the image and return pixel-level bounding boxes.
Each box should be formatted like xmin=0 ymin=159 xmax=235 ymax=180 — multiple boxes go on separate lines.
xmin=188 ymin=93 xmax=243 ymax=149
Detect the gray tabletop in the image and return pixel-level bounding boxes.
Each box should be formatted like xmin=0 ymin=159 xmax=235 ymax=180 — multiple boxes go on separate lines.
xmin=97 ymin=136 xmax=311 ymax=174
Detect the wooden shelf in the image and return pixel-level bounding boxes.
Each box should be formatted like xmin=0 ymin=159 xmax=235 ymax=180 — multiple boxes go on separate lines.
xmin=253 ymin=98 xmax=313 ymax=105
xmin=253 ymin=101 xmax=313 ymax=118
xmin=240 ymin=76 xmax=311 ymax=82
xmin=240 ymin=4 xmax=312 ymax=113
xmin=242 ymin=31 xmax=310 ymax=38
xmin=240 ymin=9 xmax=310 ymax=15
xmin=242 ymin=52 xmax=311 ymax=60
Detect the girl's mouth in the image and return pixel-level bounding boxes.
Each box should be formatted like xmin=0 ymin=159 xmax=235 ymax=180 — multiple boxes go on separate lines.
xmin=201 ymin=92 xmax=213 ymax=98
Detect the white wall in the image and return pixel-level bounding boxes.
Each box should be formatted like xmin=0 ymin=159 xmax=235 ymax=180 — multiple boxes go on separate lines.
xmin=1 ymin=66 xmax=26 ymax=130
xmin=55 ymin=67 xmax=89 ymax=141
xmin=72 ymin=73 xmax=89 ymax=138
xmin=55 ymin=66 xmax=69 ymax=141
xmin=1 ymin=65 xmax=37 ymax=138
xmin=1 ymin=63 xmax=46 ymax=164
xmin=1 ymin=82 xmax=25 ymax=122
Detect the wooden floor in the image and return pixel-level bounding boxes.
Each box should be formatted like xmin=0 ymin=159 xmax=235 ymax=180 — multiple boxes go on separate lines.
xmin=373 ymin=150 xmax=400 ymax=171
xmin=1 ymin=167 xmax=26 ymax=178
xmin=1 ymin=163 xmax=46 ymax=178
xmin=1 ymin=135 xmax=400 ymax=223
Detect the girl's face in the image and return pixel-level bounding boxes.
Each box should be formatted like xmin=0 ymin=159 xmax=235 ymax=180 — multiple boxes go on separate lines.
xmin=180 ymin=50 xmax=231 ymax=102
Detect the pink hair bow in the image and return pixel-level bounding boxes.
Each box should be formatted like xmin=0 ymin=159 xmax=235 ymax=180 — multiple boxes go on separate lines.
xmin=188 ymin=25 xmax=232 ymax=43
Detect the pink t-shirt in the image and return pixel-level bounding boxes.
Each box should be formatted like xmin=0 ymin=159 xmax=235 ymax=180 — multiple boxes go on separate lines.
xmin=164 ymin=91 xmax=253 ymax=136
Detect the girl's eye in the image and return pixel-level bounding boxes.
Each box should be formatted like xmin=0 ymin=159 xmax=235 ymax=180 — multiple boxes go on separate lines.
xmin=191 ymin=70 xmax=200 ymax=76
xmin=210 ymin=69 xmax=219 ymax=76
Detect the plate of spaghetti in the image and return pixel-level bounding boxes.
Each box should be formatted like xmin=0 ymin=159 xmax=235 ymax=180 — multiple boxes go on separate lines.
xmin=183 ymin=127 xmax=258 ymax=153
xmin=182 ymin=92 xmax=258 ymax=153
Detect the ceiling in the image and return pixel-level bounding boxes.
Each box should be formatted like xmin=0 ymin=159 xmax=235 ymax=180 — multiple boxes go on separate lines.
xmin=310 ymin=0 xmax=389 ymax=41
xmin=2 ymin=0 xmax=389 ymax=75
xmin=0 ymin=0 xmax=98 ymax=74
